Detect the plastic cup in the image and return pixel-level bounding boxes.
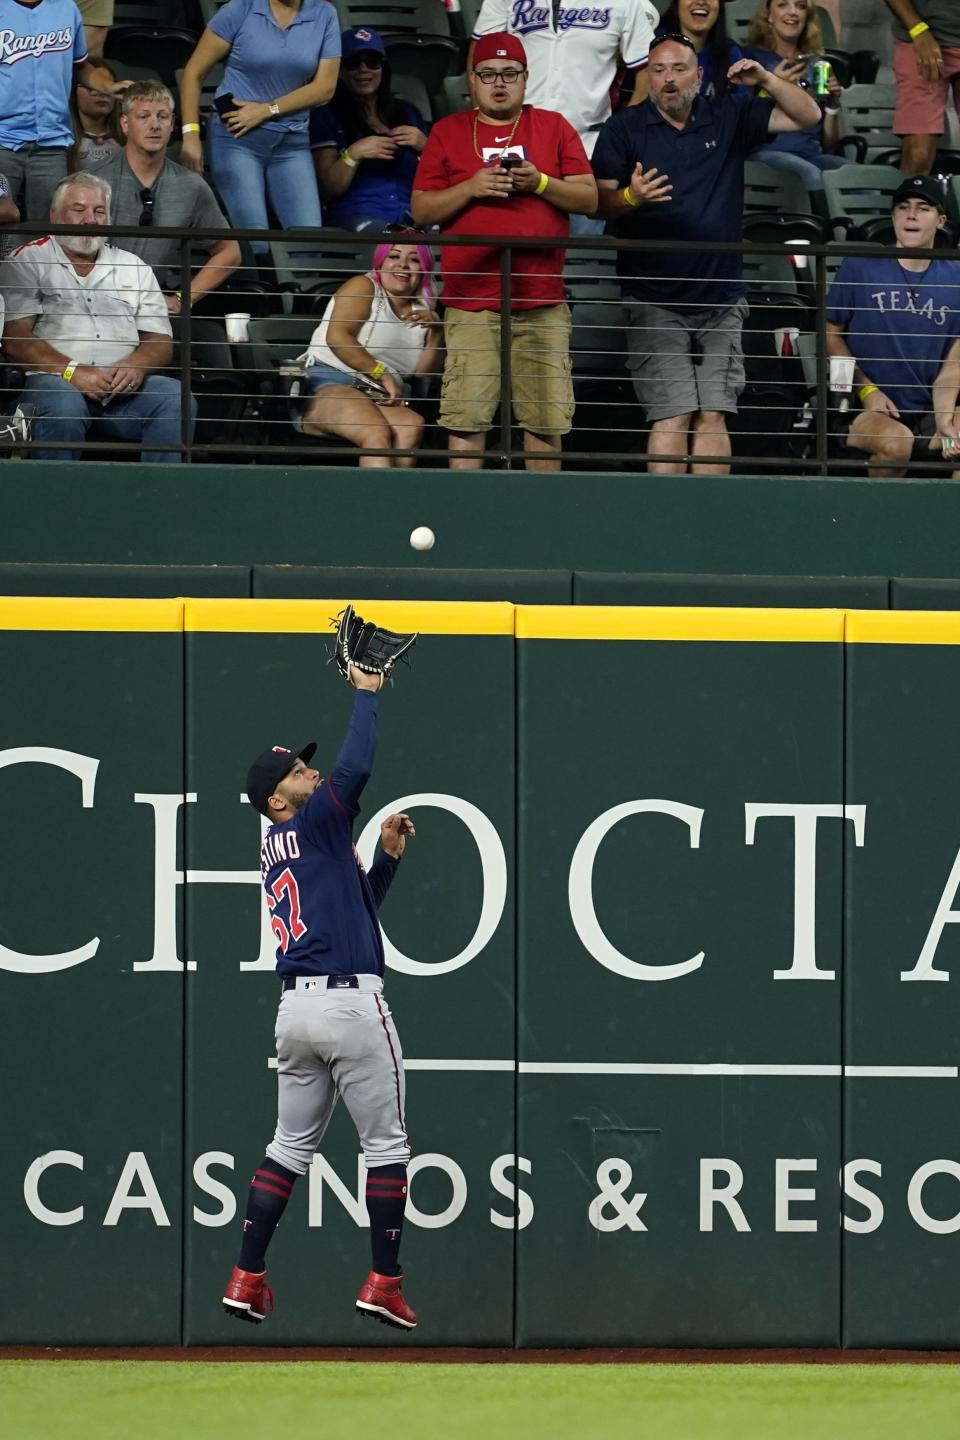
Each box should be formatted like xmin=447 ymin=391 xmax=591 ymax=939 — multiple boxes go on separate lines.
xmin=224 ymin=312 xmax=251 ymax=343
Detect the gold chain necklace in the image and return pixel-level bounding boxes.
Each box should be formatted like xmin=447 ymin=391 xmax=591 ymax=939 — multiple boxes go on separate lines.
xmin=472 ymin=105 xmax=522 ymax=161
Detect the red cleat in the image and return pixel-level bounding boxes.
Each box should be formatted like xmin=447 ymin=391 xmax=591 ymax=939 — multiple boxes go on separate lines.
xmin=355 ymin=1270 xmax=417 ymax=1330
xmin=223 ymin=1266 xmax=274 ymax=1323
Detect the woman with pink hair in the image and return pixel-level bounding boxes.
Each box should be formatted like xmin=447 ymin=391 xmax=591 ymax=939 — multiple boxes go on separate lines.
xmin=300 ymin=235 xmax=441 ymax=467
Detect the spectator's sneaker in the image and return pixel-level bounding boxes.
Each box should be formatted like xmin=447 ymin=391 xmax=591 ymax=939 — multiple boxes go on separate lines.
xmin=223 ymin=1266 xmax=273 ymax=1323
xmin=355 ymin=1270 xmax=417 ymax=1330
xmin=0 ymin=405 xmax=33 ymax=446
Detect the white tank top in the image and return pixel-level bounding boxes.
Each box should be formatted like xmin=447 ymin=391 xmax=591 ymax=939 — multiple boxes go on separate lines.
xmin=305 ymin=275 xmax=427 ymax=381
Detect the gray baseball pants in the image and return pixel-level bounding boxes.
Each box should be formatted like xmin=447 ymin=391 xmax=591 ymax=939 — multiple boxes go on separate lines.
xmin=266 ymin=975 xmax=411 ymax=1175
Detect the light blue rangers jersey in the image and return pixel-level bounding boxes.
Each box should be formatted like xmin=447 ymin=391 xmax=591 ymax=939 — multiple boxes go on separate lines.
xmin=0 ymin=0 xmax=87 ymax=149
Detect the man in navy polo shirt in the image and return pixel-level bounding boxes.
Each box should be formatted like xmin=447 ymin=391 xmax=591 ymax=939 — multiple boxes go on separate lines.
xmin=592 ymin=34 xmax=819 ymax=473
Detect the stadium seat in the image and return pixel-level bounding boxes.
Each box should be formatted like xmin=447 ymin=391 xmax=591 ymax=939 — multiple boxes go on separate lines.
xmin=105 ymin=26 xmax=200 ymax=93
xmin=822 ymin=163 xmax=903 ymax=237
xmin=268 ymin=237 xmax=376 ymax=314
xmin=332 ymin=2 xmax=461 ymax=96
xmin=836 ymin=83 xmax=899 ymax=161
xmin=244 ymin=316 xmax=343 ymax=456
xmin=170 ymin=316 xmax=246 ymax=451
xmin=391 ymin=71 xmax=434 ymax=124
xmin=744 ymin=161 xmax=813 ymax=221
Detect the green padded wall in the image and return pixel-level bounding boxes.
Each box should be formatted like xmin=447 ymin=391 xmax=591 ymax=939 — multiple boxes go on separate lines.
xmin=254 ymin=567 xmax=572 ymax=602
xmin=0 ymin=598 xmax=185 ymax=1343
xmin=574 ymin=573 xmax=889 ymax=608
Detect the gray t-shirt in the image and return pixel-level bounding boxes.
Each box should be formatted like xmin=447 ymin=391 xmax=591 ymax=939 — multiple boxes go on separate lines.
xmin=89 ymin=151 xmax=231 ymax=288
xmin=892 ymin=1 xmax=960 ymax=48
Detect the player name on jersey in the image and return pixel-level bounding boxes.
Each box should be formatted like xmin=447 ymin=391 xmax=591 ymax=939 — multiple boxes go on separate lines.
xmin=259 ymin=827 xmax=301 ymax=878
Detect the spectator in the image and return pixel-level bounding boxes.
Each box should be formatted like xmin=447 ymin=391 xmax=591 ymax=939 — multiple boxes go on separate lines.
xmin=299 ymin=236 xmax=442 ymax=466
xmin=0 ymin=172 xmax=195 ymax=462
xmin=743 ymin=0 xmax=848 ymax=190
xmin=178 ymin=0 xmax=340 ymax=254
xmin=885 ymin=1 xmax=960 ymax=175
xmin=826 ymin=174 xmax=960 ymax=477
xmin=310 ymin=27 xmax=428 ymax=232
xmin=0 ymin=173 xmax=18 ymax=226
xmin=90 ymin=82 xmax=241 ymax=315
xmin=411 ymin=33 xmax=597 ymax=471
xmin=75 ymin=0 xmax=111 ymax=61
xmin=469 ymin=0 xmax=658 ymax=151
xmin=69 ymin=59 xmax=124 ymax=169
xmin=655 ymin=0 xmax=743 ymax=99
xmin=592 ymin=34 xmax=819 ymax=474
xmin=0 ymin=0 xmax=88 ymax=220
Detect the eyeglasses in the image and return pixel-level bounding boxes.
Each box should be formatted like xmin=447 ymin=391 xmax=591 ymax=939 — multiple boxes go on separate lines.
xmin=343 ymin=53 xmax=384 ymax=70
xmin=138 ymin=187 xmax=156 ymax=227
xmin=474 ymin=67 xmax=525 ymax=84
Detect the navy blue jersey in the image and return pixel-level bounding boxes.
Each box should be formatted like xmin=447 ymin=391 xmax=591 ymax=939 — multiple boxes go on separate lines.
xmin=259 ymin=690 xmax=400 ymax=976
xmin=827 ymin=255 xmax=960 ymax=416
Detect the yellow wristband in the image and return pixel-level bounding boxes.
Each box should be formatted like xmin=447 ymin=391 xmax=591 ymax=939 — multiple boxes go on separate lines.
xmin=535 ymin=172 xmax=549 ymax=195
xmin=622 ymin=185 xmax=639 ymax=208
xmin=61 ymin=362 xmax=77 ymax=382
xmin=858 ymin=384 xmax=878 ymax=401
xmin=340 ymin=147 xmax=358 ymax=168
xmin=370 ymin=361 xmax=385 ymax=381
xmin=909 ymin=20 xmax=930 ymax=38
xmin=181 ymin=122 xmax=201 ymax=134
xmin=175 ymin=290 xmax=183 ymax=301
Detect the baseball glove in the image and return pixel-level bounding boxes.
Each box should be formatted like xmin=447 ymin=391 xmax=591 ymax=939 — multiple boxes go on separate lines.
xmin=331 ymin=604 xmax=418 ymax=682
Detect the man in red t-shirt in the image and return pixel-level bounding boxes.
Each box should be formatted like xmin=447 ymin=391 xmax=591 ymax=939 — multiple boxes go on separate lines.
xmin=412 ymin=33 xmax=597 ymax=470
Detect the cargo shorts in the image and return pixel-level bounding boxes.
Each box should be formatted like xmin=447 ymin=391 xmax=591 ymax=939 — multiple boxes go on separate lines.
xmin=440 ymin=303 xmax=574 ymax=436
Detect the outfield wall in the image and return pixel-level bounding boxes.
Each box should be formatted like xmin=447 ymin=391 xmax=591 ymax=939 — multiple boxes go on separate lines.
xmin=3 ymin=598 xmax=960 ymax=1348
xmin=10 ymin=462 xmax=960 ymax=581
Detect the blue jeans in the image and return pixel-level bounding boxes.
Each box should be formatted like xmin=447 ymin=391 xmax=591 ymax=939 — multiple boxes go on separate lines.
xmin=23 ymin=373 xmax=196 ymax=462
xmin=208 ymin=116 xmax=323 ymax=255
xmin=748 ymin=147 xmax=850 ymax=191
xmin=569 ymin=211 xmax=605 ymax=238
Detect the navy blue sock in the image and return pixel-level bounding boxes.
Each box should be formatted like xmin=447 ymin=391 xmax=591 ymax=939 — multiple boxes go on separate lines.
xmin=365 ymin=1164 xmax=408 ymax=1277
xmin=237 ymin=1156 xmax=298 ymax=1272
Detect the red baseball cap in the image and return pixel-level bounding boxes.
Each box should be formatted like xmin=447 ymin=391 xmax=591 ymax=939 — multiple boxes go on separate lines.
xmin=473 ymin=32 xmax=527 ymax=67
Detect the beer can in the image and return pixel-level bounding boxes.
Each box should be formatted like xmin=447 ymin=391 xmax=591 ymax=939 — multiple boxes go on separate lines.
xmin=812 ymin=59 xmax=831 ymax=95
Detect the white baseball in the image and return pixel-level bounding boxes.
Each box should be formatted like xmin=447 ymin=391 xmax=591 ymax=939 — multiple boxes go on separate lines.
xmin=409 ymin=525 xmax=435 ymax=551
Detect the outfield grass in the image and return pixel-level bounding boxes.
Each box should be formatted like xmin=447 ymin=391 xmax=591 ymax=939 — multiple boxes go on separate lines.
xmin=4 ymin=1360 xmax=960 ymax=1440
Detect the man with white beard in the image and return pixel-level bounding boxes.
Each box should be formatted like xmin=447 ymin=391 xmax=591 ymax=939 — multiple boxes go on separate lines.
xmin=0 ymin=171 xmax=194 ymax=462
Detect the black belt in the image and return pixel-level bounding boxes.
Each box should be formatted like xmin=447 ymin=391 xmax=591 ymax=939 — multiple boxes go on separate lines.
xmin=282 ymin=975 xmax=359 ymax=991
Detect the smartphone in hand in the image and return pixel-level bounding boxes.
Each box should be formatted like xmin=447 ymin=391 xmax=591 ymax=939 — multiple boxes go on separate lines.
xmin=213 ymin=93 xmax=237 ymax=118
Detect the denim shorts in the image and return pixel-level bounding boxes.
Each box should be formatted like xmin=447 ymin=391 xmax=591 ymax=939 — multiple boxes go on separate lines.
xmin=305 ymin=362 xmax=355 ymax=394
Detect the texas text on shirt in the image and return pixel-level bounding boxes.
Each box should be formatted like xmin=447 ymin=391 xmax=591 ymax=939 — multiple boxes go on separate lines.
xmin=0 ymin=0 xmax=87 ymax=148
xmin=827 ymin=253 xmax=960 ymax=416
xmin=261 ymin=689 xmax=400 ymax=978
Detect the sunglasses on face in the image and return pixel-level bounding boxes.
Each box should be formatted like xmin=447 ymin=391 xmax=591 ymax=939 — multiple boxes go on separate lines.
xmin=649 ymin=32 xmax=698 ymax=54
xmin=138 ymin=186 xmax=156 ymax=227
xmin=343 ymin=53 xmax=384 ymax=70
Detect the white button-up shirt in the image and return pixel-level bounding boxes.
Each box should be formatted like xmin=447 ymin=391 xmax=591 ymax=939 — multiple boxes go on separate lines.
xmin=0 ymin=235 xmax=172 ymax=366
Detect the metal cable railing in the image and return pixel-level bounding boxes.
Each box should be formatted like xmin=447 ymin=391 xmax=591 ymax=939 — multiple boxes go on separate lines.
xmin=0 ymin=220 xmax=955 ymax=475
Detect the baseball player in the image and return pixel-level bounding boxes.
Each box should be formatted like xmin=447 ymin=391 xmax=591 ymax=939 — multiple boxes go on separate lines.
xmin=223 ymin=661 xmax=418 ymax=1331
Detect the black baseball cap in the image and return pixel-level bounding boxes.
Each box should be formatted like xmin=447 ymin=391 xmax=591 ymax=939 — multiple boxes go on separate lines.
xmin=892 ymin=174 xmax=947 ymax=213
xmin=246 ymin=742 xmax=317 ymax=817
